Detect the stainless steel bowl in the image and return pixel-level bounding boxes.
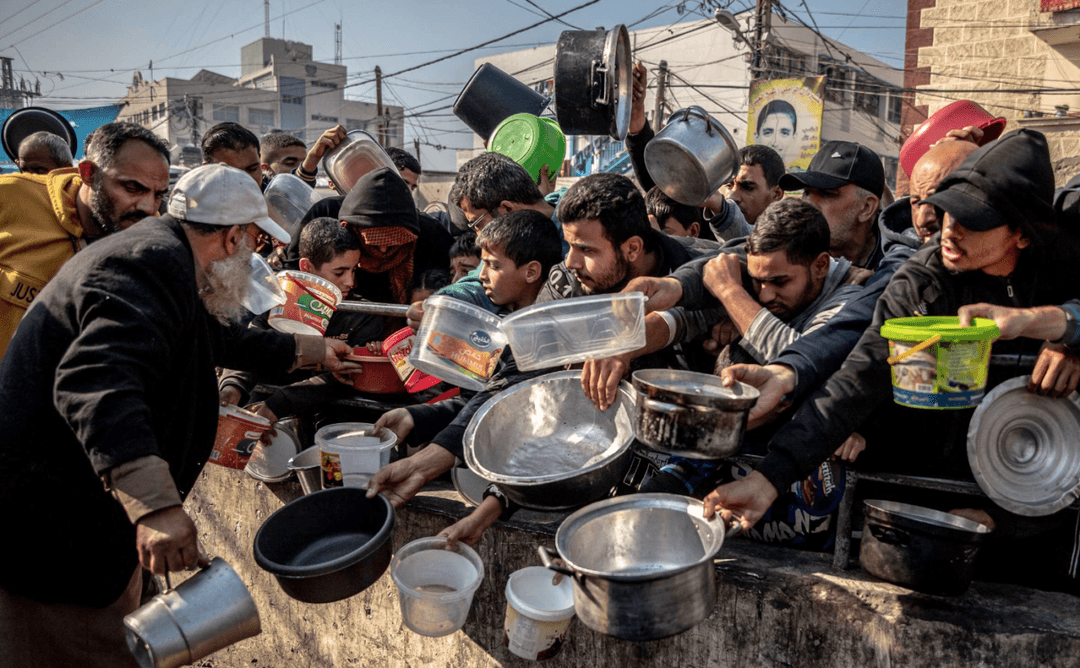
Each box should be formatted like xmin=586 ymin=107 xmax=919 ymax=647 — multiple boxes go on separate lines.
xmin=463 ymin=370 xmax=635 ymax=510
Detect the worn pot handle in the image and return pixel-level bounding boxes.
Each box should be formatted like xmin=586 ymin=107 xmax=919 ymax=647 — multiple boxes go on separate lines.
xmin=643 ymin=397 xmax=712 ymax=416
xmin=538 ymin=545 xmax=577 ymax=578
xmin=725 ymin=519 xmax=744 ymax=540
xmin=868 ymin=523 xmax=911 ymax=546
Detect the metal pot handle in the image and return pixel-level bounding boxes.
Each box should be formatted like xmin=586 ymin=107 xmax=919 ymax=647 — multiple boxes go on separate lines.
xmin=643 ymin=397 xmax=713 ymax=416
xmin=538 ymin=545 xmax=577 ymax=579
xmin=868 ymin=523 xmax=910 ymax=546
xmin=725 ymin=519 xmax=744 ymax=540
xmin=679 ymin=105 xmax=718 ymax=136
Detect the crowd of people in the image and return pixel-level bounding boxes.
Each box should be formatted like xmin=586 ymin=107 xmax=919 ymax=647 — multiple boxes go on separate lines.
xmin=1 ymin=54 xmax=1079 ymax=666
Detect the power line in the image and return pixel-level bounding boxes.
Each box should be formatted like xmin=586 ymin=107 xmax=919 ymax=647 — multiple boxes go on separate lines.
xmin=0 ymin=0 xmax=79 ymax=44
xmin=5 ymin=0 xmax=106 ymax=49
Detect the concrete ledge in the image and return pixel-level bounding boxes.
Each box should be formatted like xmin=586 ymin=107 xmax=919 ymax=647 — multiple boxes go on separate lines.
xmin=183 ymin=464 xmax=1080 ymax=668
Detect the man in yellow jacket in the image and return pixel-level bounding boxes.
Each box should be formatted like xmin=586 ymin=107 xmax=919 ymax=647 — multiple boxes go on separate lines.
xmin=0 ymin=122 xmax=170 ymax=358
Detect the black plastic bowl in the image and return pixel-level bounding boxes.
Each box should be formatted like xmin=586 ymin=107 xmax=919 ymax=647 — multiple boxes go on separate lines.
xmin=253 ymin=488 xmax=394 ymax=603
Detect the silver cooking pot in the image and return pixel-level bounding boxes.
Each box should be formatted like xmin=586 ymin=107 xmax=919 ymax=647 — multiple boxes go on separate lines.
xmin=463 ymin=370 xmax=635 ymax=510
xmin=644 ymin=106 xmax=740 ymax=207
xmin=539 ymin=493 xmax=740 ymax=640
xmin=632 ymin=369 xmax=759 ymax=459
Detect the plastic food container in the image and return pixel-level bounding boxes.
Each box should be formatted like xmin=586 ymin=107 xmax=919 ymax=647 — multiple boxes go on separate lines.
xmin=240 ymin=253 xmax=287 ymax=315
xmin=488 ymin=113 xmax=566 ymax=184
xmin=244 ymin=417 xmax=300 ymax=483
xmin=315 ymin=422 xmax=397 ymax=489
xmin=410 ymin=295 xmax=507 ymax=391
xmin=391 ymin=537 xmax=484 ymax=637
xmin=264 ymin=173 xmax=323 ymax=239
xmin=501 ymin=293 xmax=646 ymax=371
xmin=210 ymin=405 xmax=271 ymax=470
xmin=268 ymin=270 xmax=342 ymax=336
xmin=319 ymin=129 xmax=398 ymax=194
xmin=346 ymin=347 xmax=407 ymax=394
xmin=880 ymin=316 xmax=999 ymax=409
xmin=503 ymin=566 xmax=575 ymax=660
xmin=900 ymin=100 xmax=1006 ymax=177
xmin=383 ymin=326 xmax=442 ymax=393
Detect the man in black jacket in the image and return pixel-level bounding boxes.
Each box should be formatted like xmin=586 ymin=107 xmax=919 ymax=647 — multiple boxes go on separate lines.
xmin=0 ymin=164 xmax=351 ymax=666
xmin=707 ymin=130 xmax=1080 ymax=592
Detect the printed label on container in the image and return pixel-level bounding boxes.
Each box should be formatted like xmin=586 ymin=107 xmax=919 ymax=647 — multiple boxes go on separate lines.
xmin=503 ymin=605 xmax=571 ymax=661
xmin=426 ymin=330 xmax=502 ymax=380
xmin=321 ymin=451 xmax=343 ymax=488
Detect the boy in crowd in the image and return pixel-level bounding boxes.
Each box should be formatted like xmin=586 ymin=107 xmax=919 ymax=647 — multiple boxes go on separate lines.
xmin=218 ymin=217 xmax=381 ymax=406
xmin=646 ymin=186 xmax=700 ymax=238
xmin=449 ymin=233 xmax=481 ymax=283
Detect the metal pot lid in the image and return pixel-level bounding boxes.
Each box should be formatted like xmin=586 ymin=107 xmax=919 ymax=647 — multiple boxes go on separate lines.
xmin=863 ymin=499 xmax=991 ymax=536
xmin=967 ymin=376 xmax=1080 ymax=516
xmin=632 ymin=369 xmax=759 ymax=409
xmin=245 ymin=420 xmax=299 ymax=483
xmin=603 ymin=24 xmax=632 ymax=140
xmin=2 ymin=106 xmax=77 ymax=162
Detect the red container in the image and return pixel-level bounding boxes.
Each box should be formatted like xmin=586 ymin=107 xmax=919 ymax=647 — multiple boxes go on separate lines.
xmin=900 ymin=100 xmax=1006 ymax=177
xmin=348 ymin=348 xmax=409 ymax=394
xmin=210 ymin=405 xmax=272 ymax=469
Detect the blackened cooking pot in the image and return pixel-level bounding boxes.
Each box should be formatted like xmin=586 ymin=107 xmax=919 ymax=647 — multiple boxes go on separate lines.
xmin=253 ymin=488 xmax=394 ymax=603
xmin=453 ymin=63 xmax=550 ymax=140
xmin=554 ymin=25 xmax=631 ymax=139
xmin=632 ymin=369 xmax=759 ymax=459
xmin=859 ymin=499 xmax=991 ymax=596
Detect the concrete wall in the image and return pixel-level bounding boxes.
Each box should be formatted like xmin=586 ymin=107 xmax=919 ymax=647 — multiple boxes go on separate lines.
xmin=181 ymin=464 xmax=1080 ymax=668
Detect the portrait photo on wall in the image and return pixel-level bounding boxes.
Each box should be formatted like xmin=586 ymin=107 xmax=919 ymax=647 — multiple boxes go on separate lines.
xmin=746 ymin=76 xmax=825 ymax=172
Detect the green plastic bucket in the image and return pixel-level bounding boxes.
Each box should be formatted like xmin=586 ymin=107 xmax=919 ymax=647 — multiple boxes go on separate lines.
xmin=879 ymin=316 xmax=1000 ymax=410
xmin=488 ymin=113 xmax=566 ymax=184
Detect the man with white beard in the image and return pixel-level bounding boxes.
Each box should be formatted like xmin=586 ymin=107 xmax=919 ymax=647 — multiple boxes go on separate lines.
xmin=0 ymin=163 xmax=353 ymax=667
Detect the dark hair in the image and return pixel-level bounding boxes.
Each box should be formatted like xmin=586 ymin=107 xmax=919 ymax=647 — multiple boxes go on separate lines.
xmin=411 ymin=267 xmax=451 ymax=294
xmin=201 ymin=122 xmax=259 ymax=162
xmin=18 ymin=131 xmax=73 ymax=167
xmin=299 ymin=217 xmax=361 ymax=267
xmin=86 ymin=122 xmax=171 ymax=170
xmin=739 ymin=144 xmax=785 ymax=188
xmin=645 ymin=186 xmax=697 ymax=231
xmin=557 ymin=173 xmax=654 ymax=251
xmin=477 ymin=209 xmax=563 ymax=278
xmin=386 ymin=146 xmax=421 ymax=175
xmin=260 ymin=132 xmax=306 ymax=162
xmin=449 ymin=152 xmax=542 ymax=210
xmin=449 ymin=231 xmax=480 ymax=260
xmin=746 ymin=198 xmax=830 ymax=266
xmin=756 ymin=99 xmax=798 ymax=135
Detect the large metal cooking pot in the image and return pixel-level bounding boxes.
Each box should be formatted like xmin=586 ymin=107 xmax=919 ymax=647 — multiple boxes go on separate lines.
xmin=253 ymin=487 xmax=394 ymax=603
xmin=453 ymin=63 xmax=551 ymax=141
xmin=539 ymin=493 xmax=740 ymax=640
xmin=644 ymin=106 xmax=740 ymax=207
xmin=631 ymin=369 xmax=759 ymax=459
xmin=463 ymin=370 xmax=635 ymax=510
xmin=554 ymin=25 xmax=632 ymax=140
xmin=859 ymin=499 xmax=991 ymax=596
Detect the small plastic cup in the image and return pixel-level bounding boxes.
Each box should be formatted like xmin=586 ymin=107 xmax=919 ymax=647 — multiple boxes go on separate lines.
xmin=503 ymin=566 xmax=575 ymax=660
xmin=315 ymin=423 xmax=396 ymax=489
xmin=391 ymin=537 xmax=484 ymax=637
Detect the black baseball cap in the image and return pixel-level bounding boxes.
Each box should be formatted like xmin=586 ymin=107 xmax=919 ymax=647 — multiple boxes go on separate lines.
xmin=778 ymin=140 xmax=885 ymax=198
xmin=923 ymin=129 xmax=1054 ymax=232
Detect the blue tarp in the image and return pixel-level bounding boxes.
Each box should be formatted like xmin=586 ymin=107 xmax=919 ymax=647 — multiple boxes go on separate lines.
xmin=0 ymin=104 xmax=123 ymax=171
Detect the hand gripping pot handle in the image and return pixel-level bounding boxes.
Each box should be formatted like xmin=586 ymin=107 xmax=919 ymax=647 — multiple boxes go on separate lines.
xmin=538 ymin=545 xmax=578 ymax=579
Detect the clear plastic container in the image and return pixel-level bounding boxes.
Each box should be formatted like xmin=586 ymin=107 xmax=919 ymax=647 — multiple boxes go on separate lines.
xmin=320 ymin=129 xmax=398 ymax=194
xmin=264 ymin=173 xmax=323 ymax=239
xmin=391 ymin=537 xmax=484 ymax=637
xmin=315 ymin=422 xmax=396 ymax=489
xmin=500 ymin=293 xmax=646 ymax=371
xmin=409 ymin=295 xmax=507 ymax=391
xmin=240 ymin=253 xmax=287 ymax=315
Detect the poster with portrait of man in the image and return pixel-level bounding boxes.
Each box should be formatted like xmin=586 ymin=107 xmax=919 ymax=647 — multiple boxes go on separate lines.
xmin=747 ymin=77 xmax=825 ymax=172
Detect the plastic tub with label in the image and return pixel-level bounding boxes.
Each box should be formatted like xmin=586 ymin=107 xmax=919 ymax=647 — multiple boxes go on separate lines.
xmin=410 ymin=295 xmax=507 ymax=391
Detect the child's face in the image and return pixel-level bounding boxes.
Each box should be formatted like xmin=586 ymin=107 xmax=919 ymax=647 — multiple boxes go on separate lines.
xmin=478 ymin=245 xmax=533 ymax=310
xmin=450 ymin=253 xmax=481 ymax=283
xmin=303 ymin=249 xmax=361 ymax=295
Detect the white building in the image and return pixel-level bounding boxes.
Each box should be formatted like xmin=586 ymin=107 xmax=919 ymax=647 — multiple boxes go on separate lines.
xmin=462 ymin=12 xmax=903 ymax=187
xmin=119 ymin=37 xmax=403 ymax=162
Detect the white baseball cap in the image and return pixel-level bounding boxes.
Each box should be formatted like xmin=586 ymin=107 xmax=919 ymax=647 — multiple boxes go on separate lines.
xmin=168 ymin=163 xmax=292 ymax=243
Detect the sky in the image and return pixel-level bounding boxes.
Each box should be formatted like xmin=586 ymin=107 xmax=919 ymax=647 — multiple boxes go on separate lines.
xmin=1 ymin=0 xmax=907 ymax=171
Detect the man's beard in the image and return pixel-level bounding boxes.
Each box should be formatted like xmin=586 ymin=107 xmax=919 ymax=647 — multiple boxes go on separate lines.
xmin=200 ymin=236 xmax=255 ymax=326
xmin=89 ymin=177 xmax=146 ymax=235
xmin=576 ymin=253 xmax=633 ymax=295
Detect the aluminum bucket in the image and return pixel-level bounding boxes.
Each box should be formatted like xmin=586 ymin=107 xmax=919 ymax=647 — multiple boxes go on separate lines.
xmin=124 ymin=558 xmax=261 ymax=668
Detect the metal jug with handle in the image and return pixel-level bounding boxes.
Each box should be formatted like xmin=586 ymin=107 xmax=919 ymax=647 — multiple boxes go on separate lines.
xmin=123 ymin=558 xmax=261 ymax=668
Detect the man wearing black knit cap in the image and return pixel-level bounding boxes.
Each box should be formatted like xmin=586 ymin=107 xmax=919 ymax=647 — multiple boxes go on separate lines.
xmin=709 ymin=129 xmax=1080 ymax=593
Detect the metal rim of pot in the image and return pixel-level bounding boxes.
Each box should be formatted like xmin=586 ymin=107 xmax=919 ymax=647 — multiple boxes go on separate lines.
xmin=631 ymin=368 xmax=760 ymax=411
xmin=253 ymin=488 xmax=394 ymax=579
xmin=553 ymin=25 xmax=632 ymax=140
xmin=862 ymin=499 xmax=991 ymax=541
xmin=463 ymin=370 xmax=636 ymax=487
xmin=643 ymin=106 xmax=741 ymax=207
xmin=602 ymin=24 xmax=632 ymax=140
xmin=319 ymin=129 xmax=398 ymax=194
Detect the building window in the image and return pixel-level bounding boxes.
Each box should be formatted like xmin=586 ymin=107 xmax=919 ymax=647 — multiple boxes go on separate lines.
xmin=152 ymin=106 xmax=158 ymax=120
xmin=311 ymin=80 xmax=339 ymax=89
xmin=213 ymin=104 xmax=240 ymax=122
xmin=854 ymin=82 xmax=879 ymax=117
xmin=249 ymin=108 xmax=275 ymax=126
xmin=311 ymin=114 xmax=339 ymax=123
xmin=888 ymin=95 xmax=902 ymax=124
xmin=345 ymin=118 xmax=365 ymax=131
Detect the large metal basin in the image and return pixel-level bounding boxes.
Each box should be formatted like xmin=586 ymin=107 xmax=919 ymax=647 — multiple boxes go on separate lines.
xmin=463 ymin=370 xmax=635 ymax=510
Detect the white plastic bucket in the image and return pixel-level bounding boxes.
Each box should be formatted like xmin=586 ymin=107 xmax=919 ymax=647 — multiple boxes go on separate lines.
xmin=503 ymin=566 xmax=575 ymax=660
xmin=314 ymin=422 xmax=396 ymax=489
xmin=391 ymin=537 xmax=484 ymax=637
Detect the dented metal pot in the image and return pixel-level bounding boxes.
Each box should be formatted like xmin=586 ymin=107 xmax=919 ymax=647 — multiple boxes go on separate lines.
xmin=631 ymin=369 xmax=758 ymax=459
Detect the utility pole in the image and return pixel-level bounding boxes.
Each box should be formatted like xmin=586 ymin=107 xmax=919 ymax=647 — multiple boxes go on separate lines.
xmin=414 ymin=139 xmax=421 ymax=166
xmin=652 ymin=60 xmax=668 ymax=132
xmin=752 ymin=0 xmax=772 ymax=79
xmin=264 ymin=0 xmax=270 ymax=38
xmin=374 ymin=66 xmax=384 ymax=146
xmin=334 ymin=23 xmax=342 ymax=67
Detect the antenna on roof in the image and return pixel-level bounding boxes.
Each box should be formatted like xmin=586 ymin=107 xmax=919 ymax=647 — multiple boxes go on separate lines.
xmin=264 ymin=0 xmax=270 ymax=38
xmin=334 ymin=23 xmax=342 ymax=67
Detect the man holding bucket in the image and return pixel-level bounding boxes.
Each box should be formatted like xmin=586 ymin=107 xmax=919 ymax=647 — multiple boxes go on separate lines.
xmin=707 ymin=130 xmax=1080 ymax=593
xmin=0 ymin=163 xmax=353 ymax=666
